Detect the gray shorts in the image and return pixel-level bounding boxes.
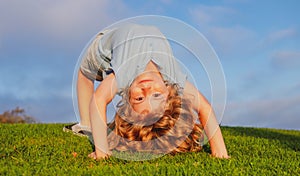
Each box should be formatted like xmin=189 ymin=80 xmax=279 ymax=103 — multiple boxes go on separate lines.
xmin=80 ymin=32 xmax=113 ymax=81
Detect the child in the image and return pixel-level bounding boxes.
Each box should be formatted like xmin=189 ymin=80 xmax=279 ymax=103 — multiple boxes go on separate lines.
xmin=70 ymin=24 xmax=229 ymax=159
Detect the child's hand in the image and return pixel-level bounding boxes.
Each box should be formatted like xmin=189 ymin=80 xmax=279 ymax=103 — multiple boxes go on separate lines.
xmin=88 ymin=151 xmax=111 ymax=160
xmin=212 ymin=152 xmax=230 ymax=159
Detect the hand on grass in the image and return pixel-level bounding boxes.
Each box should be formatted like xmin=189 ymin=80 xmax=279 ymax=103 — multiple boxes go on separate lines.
xmin=88 ymin=151 xmax=111 ymax=160
xmin=211 ymin=152 xmax=230 ymax=159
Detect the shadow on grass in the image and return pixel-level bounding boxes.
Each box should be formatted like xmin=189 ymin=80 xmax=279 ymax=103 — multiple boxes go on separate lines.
xmin=223 ymin=126 xmax=300 ymax=152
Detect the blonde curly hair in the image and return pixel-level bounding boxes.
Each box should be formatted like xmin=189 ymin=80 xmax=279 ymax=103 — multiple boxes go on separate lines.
xmin=107 ymin=82 xmax=204 ymax=155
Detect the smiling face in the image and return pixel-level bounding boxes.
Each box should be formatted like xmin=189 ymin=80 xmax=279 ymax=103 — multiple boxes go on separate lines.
xmin=129 ymin=63 xmax=169 ymax=116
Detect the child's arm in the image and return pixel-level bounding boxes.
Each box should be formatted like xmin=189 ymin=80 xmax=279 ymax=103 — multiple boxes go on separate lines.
xmin=89 ymin=73 xmax=117 ymax=159
xmin=77 ymin=70 xmax=94 ymax=128
xmin=184 ymin=81 xmax=229 ymax=158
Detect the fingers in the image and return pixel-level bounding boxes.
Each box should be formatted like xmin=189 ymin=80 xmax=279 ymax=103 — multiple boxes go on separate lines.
xmin=88 ymin=152 xmax=97 ymax=160
xmin=211 ymin=153 xmax=231 ymax=159
xmin=88 ymin=151 xmax=111 ymax=160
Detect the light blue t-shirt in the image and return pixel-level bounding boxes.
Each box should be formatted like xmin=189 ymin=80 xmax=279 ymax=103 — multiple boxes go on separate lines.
xmin=80 ymin=24 xmax=187 ymax=93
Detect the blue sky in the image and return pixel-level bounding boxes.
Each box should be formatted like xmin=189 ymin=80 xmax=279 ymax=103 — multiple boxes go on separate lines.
xmin=0 ymin=0 xmax=299 ymax=130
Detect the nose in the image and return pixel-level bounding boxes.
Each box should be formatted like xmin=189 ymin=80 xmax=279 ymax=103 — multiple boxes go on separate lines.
xmin=140 ymin=81 xmax=153 ymax=88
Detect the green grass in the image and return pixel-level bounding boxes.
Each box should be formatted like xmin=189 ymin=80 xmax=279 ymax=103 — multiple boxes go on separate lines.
xmin=1 ymin=124 xmax=300 ymax=175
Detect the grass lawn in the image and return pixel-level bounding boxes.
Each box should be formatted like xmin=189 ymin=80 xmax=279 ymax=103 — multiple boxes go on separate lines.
xmin=1 ymin=123 xmax=300 ymax=175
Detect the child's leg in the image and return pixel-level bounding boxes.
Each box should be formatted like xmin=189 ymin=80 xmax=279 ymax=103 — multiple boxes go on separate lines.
xmin=77 ymin=69 xmax=94 ymax=128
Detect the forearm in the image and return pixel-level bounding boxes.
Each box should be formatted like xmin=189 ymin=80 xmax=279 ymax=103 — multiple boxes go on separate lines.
xmin=209 ymin=127 xmax=228 ymax=158
xmin=184 ymin=81 xmax=228 ymax=158
xmin=90 ymin=95 xmax=109 ymax=157
xmin=89 ymin=73 xmax=117 ymax=159
xmin=200 ymin=110 xmax=228 ymax=158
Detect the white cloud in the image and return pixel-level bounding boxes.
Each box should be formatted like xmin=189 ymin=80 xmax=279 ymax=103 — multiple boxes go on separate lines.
xmin=207 ymin=26 xmax=257 ymax=57
xmin=222 ymin=0 xmax=250 ymax=4
xmin=260 ymin=28 xmax=298 ymax=47
xmin=160 ymin=0 xmax=172 ymax=5
xmin=189 ymin=5 xmax=236 ymax=24
xmin=223 ymin=95 xmax=300 ymax=130
xmin=271 ymin=50 xmax=300 ymax=69
xmin=0 ymin=0 xmax=131 ymax=42
xmin=188 ymin=5 xmax=257 ymax=58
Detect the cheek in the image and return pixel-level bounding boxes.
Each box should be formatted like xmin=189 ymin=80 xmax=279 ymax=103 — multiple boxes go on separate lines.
xmin=151 ymin=99 xmax=167 ymax=115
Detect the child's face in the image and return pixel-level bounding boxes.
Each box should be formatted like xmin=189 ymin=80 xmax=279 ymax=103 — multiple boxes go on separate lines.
xmin=129 ymin=71 xmax=169 ymax=116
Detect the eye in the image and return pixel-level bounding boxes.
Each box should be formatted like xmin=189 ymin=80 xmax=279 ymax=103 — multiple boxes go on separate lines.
xmin=153 ymin=92 xmax=162 ymax=98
